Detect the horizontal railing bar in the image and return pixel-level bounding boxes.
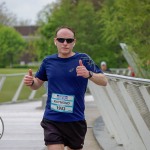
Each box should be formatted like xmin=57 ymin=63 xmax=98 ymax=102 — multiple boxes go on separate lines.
xmin=110 ymin=68 xmax=128 ymax=70
xmin=0 ymin=73 xmax=26 ymax=77
xmin=0 ymin=72 xmax=36 ymax=77
xmin=105 ymin=73 xmax=150 ymax=84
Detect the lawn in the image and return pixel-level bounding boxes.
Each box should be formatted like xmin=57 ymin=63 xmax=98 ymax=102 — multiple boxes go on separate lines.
xmin=0 ymin=68 xmax=37 ymax=74
xmin=0 ymin=68 xmax=46 ymax=103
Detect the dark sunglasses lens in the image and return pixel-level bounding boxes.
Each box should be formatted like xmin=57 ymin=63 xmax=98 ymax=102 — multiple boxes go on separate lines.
xmin=66 ymin=39 xmax=74 ymax=43
xmin=57 ymin=38 xmax=65 ymax=43
xmin=57 ymin=38 xmax=74 ymax=43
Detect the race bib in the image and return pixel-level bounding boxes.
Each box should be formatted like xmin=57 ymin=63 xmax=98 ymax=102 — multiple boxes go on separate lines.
xmin=51 ymin=93 xmax=75 ymax=113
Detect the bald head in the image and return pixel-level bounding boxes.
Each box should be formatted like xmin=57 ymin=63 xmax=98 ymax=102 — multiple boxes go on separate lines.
xmin=55 ymin=26 xmax=75 ymax=38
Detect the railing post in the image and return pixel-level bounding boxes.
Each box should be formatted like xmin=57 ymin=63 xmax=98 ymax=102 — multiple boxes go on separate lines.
xmin=12 ymin=78 xmax=24 ymax=102
xmin=88 ymin=81 xmax=123 ymax=144
xmin=28 ymin=90 xmax=37 ymax=100
xmin=88 ymin=82 xmax=116 ymax=138
xmin=0 ymin=76 xmax=6 ymax=91
xmin=105 ymin=82 xmax=135 ymax=149
xmin=117 ymin=81 xmax=150 ymax=149
xmin=139 ymin=86 xmax=150 ymax=112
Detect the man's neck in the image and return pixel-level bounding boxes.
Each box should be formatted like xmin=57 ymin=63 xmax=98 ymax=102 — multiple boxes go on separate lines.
xmin=58 ymin=52 xmax=75 ymax=58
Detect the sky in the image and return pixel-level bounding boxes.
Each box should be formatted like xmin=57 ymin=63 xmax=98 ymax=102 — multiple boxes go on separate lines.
xmin=2 ymin=0 xmax=57 ymax=24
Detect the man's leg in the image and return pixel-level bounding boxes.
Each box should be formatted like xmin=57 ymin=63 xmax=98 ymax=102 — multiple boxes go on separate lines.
xmin=47 ymin=144 xmax=64 ymax=150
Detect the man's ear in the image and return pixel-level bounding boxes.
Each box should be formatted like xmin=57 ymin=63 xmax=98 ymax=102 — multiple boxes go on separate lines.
xmin=73 ymin=43 xmax=75 ymax=47
xmin=54 ymin=38 xmax=57 ymax=46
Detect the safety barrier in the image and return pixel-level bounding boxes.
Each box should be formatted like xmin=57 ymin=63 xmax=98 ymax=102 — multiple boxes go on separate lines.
xmin=88 ymin=73 xmax=150 ymax=150
xmin=110 ymin=68 xmax=131 ymax=76
xmin=0 ymin=73 xmax=37 ymax=102
xmin=0 ymin=69 xmax=129 ymax=103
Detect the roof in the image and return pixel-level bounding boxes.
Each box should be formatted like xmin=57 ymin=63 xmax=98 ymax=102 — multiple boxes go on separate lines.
xmin=14 ymin=25 xmax=39 ymax=36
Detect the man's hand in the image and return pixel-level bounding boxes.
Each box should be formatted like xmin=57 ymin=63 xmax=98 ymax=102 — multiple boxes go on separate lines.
xmin=76 ymin=60 xmax=89 ymax=78
xmin=24 ymin=69 xmax=34 ymax=86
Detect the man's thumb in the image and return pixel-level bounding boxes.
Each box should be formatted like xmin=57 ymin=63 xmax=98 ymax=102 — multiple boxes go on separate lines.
xmin=79 ymin=60 xmax=83 ymax=66
xmin=28 ymin=69 xmax=33 ymax=76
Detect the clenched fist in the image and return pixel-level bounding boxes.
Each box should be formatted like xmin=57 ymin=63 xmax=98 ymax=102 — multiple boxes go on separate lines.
xmin=24 ymin=69 xmax=34 ymax=86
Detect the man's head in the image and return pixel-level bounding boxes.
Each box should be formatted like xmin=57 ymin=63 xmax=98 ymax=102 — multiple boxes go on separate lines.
xmin=54 ymin=26 xmax=76 ymax=58
xmin=55 ymin=26 xmax=76 ymax=38
xmin=100 ymin=61 xmax=107 ymax=71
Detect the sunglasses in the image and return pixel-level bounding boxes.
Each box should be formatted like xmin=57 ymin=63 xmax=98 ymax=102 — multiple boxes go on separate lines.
xmin=56 ymin=38 xmax=74 ymax=43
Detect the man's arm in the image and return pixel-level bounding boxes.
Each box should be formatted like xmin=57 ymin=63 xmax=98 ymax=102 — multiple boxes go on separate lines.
xmin=89 ymin=73 xmax=107 ymax=86
xmin=76 ymin=60 xmax=107 ymax=86
xmin=24 ymin=69 xmax=44 ymax=90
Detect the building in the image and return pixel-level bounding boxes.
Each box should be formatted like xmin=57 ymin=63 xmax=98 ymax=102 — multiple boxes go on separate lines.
xmin=14 ymin=25 xmax=40 ymax=41
xmin=13 ymin=25 xmax=40 ymax=64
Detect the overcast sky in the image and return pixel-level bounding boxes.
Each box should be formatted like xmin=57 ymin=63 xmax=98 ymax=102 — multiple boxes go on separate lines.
xmin=2 ymin=0 xmax=57 ymax=24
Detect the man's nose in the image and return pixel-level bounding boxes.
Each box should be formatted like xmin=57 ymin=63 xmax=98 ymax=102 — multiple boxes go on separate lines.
xmin=63 ymin=40 xmax=68 ymax=44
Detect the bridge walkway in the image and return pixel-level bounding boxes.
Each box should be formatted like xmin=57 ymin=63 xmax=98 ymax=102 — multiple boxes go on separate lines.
xmin=0 ymin=96 xmax=102 ymax=150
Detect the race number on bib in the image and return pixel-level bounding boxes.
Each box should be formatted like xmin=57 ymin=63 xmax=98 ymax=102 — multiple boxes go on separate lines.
xmin=51 ymin=93 xmax=75 ymax=113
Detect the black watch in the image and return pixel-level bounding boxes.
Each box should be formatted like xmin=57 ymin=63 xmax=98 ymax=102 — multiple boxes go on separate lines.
xmin=87 ymin=71 xmax=93 ymax=79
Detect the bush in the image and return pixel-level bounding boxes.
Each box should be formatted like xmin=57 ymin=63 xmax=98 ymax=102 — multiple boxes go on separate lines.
xmin=0 ymin=64 xmax=6 ymax=68
xmin=12 ymin=64 xmax=39 ymax=69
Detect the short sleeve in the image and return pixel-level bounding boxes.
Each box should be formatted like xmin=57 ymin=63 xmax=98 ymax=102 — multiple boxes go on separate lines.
xmin=35 ymin=60 xmax=48 ymax=81
xmin=80 ymin=53 xmax=103 ymax=74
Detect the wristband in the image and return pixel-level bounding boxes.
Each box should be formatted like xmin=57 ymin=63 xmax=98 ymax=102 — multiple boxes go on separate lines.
xmin=30 ymin=80 xmax=34 ymax=86
xmin=87 ymin=71 xmax=93 ymax=79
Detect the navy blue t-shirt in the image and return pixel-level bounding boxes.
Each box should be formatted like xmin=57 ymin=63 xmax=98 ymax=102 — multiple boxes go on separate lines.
xmin=35 ymin=52 xmax=103 ymax=122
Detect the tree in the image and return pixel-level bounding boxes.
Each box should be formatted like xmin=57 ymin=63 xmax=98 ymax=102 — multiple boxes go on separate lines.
xmin=98 ymin=0 xmax=150 ymax=73
xmin=37 ymin=1 xmax=95 ymax=60
xmin=0 ymin=25 xmax=26 ymax=67
xmin=0 ymin=2 xmax=17 ymax=26
xmin=36 ymin=0 xmax=125 ymax=67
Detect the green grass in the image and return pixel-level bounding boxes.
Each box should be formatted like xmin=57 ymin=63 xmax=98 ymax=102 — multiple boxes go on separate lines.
xmin=0 ymin=68 xmax=46 ymax=103
xmin=0 ymin=68 xmax=37 ymax=74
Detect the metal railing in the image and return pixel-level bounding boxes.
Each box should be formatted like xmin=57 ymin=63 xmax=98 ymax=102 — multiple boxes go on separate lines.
xmin=0 ymin=73 xmax=37 ymax=102
xmin=110 ymin=68 xmax=131 ymax=76
xmin=88 ymin=73 xmax=150 ymax=150
xmin=0 ymin=116 xmax=4 ymax=139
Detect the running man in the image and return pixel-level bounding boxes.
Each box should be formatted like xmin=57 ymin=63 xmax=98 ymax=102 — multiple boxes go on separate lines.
xmin=24 ymin=26 xmax=107 ymax=150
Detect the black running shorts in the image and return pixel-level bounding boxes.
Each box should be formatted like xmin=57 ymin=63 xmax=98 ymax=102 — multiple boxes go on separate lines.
xmin=41 ymin=119 xmax=87 ymax=149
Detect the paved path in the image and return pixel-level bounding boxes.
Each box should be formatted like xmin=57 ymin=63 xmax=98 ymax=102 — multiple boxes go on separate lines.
xmin=0 ymin=96 xmax=102 ymax=150
xmin=84 ymin=101 xmax=101 ymax=150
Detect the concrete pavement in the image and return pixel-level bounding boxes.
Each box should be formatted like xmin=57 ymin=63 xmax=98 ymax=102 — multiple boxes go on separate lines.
xmin=0 ymin=96 xmax=102 ymax=150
